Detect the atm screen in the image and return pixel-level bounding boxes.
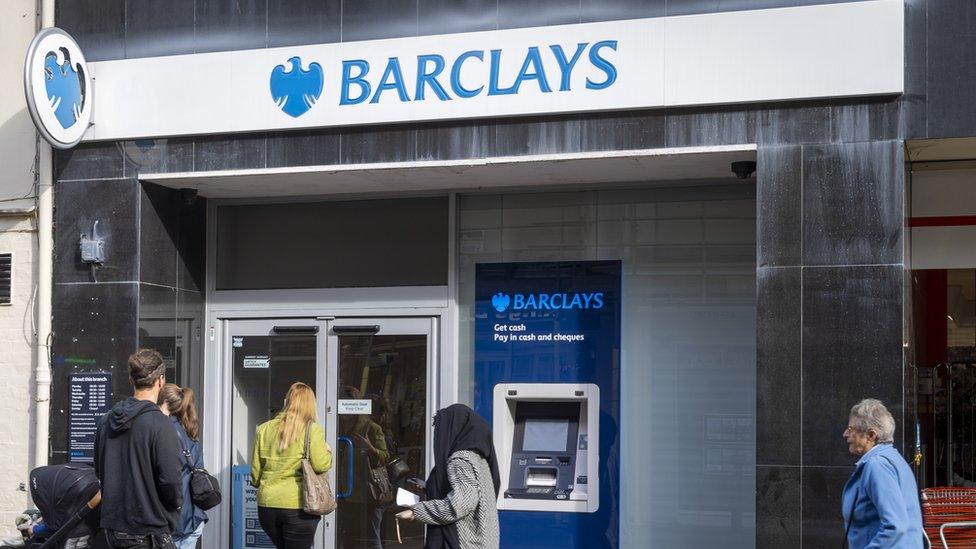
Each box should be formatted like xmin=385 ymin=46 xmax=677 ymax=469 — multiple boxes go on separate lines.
xmin=523 ymin=419 xmax=569 ymax=452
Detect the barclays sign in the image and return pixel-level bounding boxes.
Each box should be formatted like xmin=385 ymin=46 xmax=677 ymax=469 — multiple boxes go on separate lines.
xmin=492 ymin=291 xmax=605 ymax=313
xmin=334 ymin=42 xmax=617 ymax=107
xmin=266 ymin=41 xmax=617 ymax=118
xmin=78 ymin=1 xmax=903 ymax=142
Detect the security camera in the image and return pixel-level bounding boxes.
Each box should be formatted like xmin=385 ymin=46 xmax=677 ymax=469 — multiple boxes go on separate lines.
xmin=731 ymin=161 xmax=757 ymax=180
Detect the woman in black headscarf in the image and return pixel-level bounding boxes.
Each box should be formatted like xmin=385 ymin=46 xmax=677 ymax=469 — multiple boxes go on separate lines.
xmin=398 ymin=404 xmax=500 ymax=549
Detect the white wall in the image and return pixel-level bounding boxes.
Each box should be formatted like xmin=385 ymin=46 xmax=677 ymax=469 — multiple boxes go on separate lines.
xmin=0 ymin=0 xmax=38 ymax=538
xmin=911 ymin=163 xmax=976 ymax=269
xmin=0 ymin=0 xmax=37 ymax=209
xmin=0 ymin=217 xmax=36 ymax=536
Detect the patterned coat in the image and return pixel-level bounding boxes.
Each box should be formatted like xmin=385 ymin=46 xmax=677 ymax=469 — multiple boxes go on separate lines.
xmin=412 ymin=450 xmax=500 ymax=549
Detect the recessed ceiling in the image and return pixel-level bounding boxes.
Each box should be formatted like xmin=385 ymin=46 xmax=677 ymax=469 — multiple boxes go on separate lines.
xmin=140 ymin=145 xmax=757 ymax=198
xmin=907 ymin=137 xmax=976 ymax=162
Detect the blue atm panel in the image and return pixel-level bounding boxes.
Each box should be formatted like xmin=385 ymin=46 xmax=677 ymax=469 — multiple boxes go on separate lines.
xmin=474 ymin=260 xmax=620 ymax=549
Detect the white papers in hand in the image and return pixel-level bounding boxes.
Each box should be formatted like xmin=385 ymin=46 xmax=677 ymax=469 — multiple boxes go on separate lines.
xmin=397 ymin=488 xmax=420 ymax=507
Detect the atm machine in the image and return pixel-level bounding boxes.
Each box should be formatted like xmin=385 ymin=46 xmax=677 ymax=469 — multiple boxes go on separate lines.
xmin=475 ymin=260 xmax=620 ymax=547
xmin=493 ymin=383 xmax=599 ymax=513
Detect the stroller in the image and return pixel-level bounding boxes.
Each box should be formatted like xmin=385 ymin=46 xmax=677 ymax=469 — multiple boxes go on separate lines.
xmin=27 ymin=463 xmax=102 ymax=549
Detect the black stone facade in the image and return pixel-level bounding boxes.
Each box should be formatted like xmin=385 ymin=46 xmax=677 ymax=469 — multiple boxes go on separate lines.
xmin=49 ymin=0 xmax=973 ymax=546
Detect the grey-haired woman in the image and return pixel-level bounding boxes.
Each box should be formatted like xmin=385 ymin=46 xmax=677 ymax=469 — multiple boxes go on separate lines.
xmin=841 ymin=399 xmax=923 ymax=548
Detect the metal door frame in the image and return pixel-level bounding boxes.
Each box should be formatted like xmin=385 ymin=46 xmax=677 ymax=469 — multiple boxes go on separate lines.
xmin=204 ymin=313 xmax=440 ymax=549
xmin=215 ymin=317 xmax=330 ymax=549
xmin=201 ymin=194 xmax=459 ymax=549
xmin=323 ymin=317 xmax=437 ymax=549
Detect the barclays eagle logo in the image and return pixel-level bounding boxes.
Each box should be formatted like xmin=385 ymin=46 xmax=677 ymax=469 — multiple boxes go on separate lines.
xmin=44 ymin=48 xmax=86 ymax=129
xmin=270 ymin=56 xmax=324 ymax=118
xmin=491 ymin=293 xmax=511 ymax=313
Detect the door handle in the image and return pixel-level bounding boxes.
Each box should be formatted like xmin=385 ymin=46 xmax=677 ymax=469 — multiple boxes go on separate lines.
xmin=336 ymin=436 xmax=354 ymax=499
xmin=272 ymin=325 xmax=319 ymax=334
xmin=332 ymin=325 xmax=379 ymax=335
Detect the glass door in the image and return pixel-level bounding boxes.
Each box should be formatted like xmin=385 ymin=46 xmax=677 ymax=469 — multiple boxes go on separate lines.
xmin=227 ymin=319 xmax=327 ymax=549
xmin=325 ymin=318 xmax=435 ymax=549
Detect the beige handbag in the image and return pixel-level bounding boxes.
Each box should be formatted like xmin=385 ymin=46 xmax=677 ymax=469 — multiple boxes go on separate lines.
xmin=301 ymin=422 xmax=337 ymax=515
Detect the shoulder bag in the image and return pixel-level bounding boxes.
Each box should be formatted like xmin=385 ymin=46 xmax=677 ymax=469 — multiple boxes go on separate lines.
xmin=358 ymin=424 xmax=395 ymax=504
xmin=386 ymin=456 xmax=410 ymax=484
xmin=179 ymin=437 xmax=222 ymax=511
xmin=383 ymin=430 xmax=411 ymax=483
xmin=302 ymin=422 xmax=337 ymax=515
xmin=365 ymin=452 xmax=396 ymax=504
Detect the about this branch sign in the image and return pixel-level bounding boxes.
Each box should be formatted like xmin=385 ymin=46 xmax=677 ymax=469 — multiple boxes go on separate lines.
xmin=68 ymin=372 xmax=112 ymax=463
xmin=474 ymin=260 xmax=621 ymax=548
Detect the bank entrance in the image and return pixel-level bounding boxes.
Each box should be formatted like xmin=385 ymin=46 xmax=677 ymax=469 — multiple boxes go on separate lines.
xmin=222 ymin=316 xmax=436 ymax=549
xmin=180 ymin=147 xmax=758 ymax=548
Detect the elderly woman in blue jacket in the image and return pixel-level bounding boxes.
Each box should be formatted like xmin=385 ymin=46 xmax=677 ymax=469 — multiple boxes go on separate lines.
xmin=842 ymin=399 xmax=923 ymax=548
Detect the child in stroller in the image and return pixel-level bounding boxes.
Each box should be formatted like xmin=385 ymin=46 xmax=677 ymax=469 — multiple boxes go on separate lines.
xmin=23 ymin=463 xmax=102 ymax=549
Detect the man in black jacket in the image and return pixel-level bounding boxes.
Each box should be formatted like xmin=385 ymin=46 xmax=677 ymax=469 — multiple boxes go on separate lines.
xmin=94 ymin=349 xmax=183 ymax=548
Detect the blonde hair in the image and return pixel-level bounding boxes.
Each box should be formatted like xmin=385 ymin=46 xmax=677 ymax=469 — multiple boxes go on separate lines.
xmin=158 ymin=383 xmax=199 ymax=440
xmin=277 ymin=382 xmax=317 ymax=452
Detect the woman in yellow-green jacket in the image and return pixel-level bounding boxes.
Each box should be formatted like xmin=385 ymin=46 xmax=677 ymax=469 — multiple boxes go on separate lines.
xmin=251 ymin=382 xmax=332 ymax=549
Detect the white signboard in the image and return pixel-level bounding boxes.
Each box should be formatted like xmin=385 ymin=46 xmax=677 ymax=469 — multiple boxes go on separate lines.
xmin=338 ymin=399 xmax=373 ymax=415
xmin=243 ymin=355 xmax=270 ymax=369
xmin=82 ymin=0 xmax=902 ymax=142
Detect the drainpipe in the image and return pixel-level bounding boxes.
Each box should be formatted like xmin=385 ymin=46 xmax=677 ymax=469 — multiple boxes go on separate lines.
xmin=34 ymin=0 xmax=55 ymax=468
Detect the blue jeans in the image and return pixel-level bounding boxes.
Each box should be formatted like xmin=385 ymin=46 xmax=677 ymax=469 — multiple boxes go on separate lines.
xmin=173 ymin=522 xmax=205 ymax=549
xmin=368 ymin=504 xmax=386 ymax=549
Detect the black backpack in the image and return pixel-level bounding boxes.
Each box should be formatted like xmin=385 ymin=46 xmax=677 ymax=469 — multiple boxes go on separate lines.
xmin=179 ymin=437 xmax=222 ymax=511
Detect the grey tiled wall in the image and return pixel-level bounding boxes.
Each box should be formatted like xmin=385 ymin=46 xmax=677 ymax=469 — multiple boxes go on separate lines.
xmin=50 ymin=176 xmax=206 ymax=462
xmin=59 ymin=100 xmax=907 ymax=180
xmin=61 ymin=0 xmax=873 ymax=62
xmin=756 ymin=142 xmax=906 ymax=548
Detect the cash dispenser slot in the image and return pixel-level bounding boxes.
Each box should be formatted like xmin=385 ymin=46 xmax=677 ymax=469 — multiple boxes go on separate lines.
xmin=526 ymin=467 xmax=558 ymax=487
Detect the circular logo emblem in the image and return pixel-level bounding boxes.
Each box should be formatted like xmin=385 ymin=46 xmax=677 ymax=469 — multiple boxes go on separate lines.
xmin=24 ymin=28 xmax=93 ymax=149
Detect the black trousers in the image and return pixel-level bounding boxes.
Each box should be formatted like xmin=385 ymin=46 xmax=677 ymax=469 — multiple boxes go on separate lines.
xmin=258 ymin=507 xmax=321 ymax=549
